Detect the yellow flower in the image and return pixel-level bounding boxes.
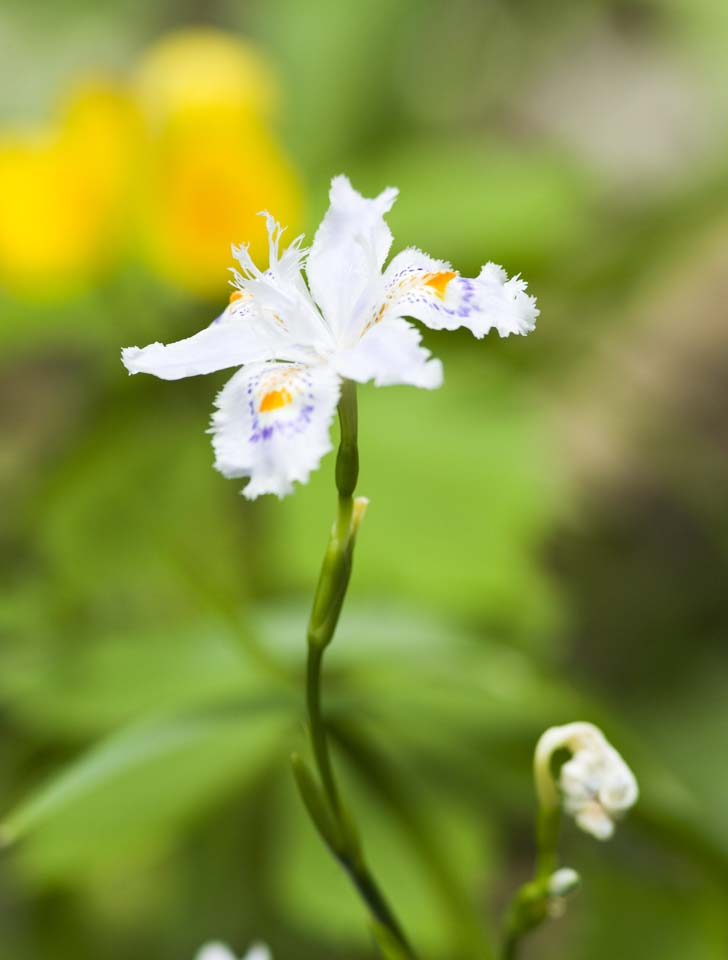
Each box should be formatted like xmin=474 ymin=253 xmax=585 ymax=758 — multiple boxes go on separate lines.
xmin=138 ymin=117 xmax=302 ymax=296
xmin=0 ymin=28 xmax=302 ymax=301
xmin=132 ymin=27 xmax=279 ymax=126
xmin=0 ymin=82 xmax=140 ymax=299
xmin=133 ymin=29 xmax=302 ymax=295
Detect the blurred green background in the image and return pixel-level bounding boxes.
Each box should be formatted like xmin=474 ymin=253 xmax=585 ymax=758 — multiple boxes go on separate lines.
xmin=2 ymin=1 xmax=728 ymax=958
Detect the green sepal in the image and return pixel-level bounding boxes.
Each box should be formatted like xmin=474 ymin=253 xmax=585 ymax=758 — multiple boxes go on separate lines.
xmin=290 ymin=752 xmax=341 ymax=853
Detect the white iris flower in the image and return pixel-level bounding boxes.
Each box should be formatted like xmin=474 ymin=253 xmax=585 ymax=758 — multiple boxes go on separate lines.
xmin=195 ymin=943 xmax=270 ymax=960
xmin=535 ymin=722 xmax=639 ymax=840
xmin=123 ymin=175 xmax=538 ymax=499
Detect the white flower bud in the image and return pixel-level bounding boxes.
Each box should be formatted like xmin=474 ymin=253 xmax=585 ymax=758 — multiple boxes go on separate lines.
xmin=547 ymin=867 xmax=580 ymax=898
xmin=195 ymin=944 xmax=271 ymax=960
xmin=534 ymin=722 xmax=638 ymax=840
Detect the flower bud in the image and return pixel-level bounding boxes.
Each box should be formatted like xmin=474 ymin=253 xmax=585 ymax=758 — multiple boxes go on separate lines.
xmin=547 ymin=867 xmax=580 ymax=898
xmin=544 ymin=866 xmax=581 ymax=918
xmin=535 ymin=721 xmax=638 ymax=840
xmin=195 ymin=944 xmax=270 ymax=960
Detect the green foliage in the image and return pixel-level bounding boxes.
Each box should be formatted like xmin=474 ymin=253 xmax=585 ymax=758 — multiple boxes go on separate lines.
xmin=6 ymin=705 xmax=291 ymax=883
xmin=4 ymin=0 xmax=728 ymax=957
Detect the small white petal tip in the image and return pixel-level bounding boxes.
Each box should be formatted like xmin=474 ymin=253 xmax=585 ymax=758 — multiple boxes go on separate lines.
xmin=194 ymin=942 xmax=271 ymax=960
xmin=547 ymin=867 xmax=581 ymax=898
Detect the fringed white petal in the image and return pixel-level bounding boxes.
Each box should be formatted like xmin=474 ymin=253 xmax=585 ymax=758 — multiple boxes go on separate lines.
xmin=231 ymin=213 xmax=330 ymax=350
xmin=475 ymin=262 xmax=539 ymax=337
xmin=210 ymin=361 xmax=340 ymax=499
xmin=332 ymin=316 xmax=443 ymax=390
xmin=380 ymin=249 xmax=538 ymax=339
xmin=122 ymin=299 xmax=307 ymax=381
xmin=307 ymin=175 xmax=398 ymax=342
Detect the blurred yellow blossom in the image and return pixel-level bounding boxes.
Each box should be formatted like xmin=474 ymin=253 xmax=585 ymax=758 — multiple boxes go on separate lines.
xmin=0 ymin=82 xmax=140 ymax=298
xmin=0 ymin=27 xmax=302 ymax=300
xmin=132 ymin=28 xmax=279 ymax=126
xmin=138 ymin=117 xmax=301 ymax=295
xmin=133 ymin=29 xmax=302 ymax=295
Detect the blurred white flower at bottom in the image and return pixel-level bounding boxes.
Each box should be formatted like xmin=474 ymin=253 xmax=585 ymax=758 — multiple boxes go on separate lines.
xmin=195 ymin=943 xmax=271 ymax=960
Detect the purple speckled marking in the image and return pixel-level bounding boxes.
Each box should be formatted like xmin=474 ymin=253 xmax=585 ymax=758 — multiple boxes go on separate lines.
xmin=246 ymin=366 xmax=316 ymax=444
xmin=211 ymin=292 xmax=257 ymax=327
xmin=383 ymin=268 xmax=477 ymax=321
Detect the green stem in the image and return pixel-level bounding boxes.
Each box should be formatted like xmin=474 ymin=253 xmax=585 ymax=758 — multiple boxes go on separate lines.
xmin=499 ymin=805 xmax=561 ymax=959
xmin=501 ymin=932 xmax=518 ymax=960
xmin=306 ymin=642 xmax=341 ymax=817
xmin=335 ymin=378 xmax=359 ymax=498
xmin=535 ymin=805 xmax=560 ymax=882
xmin=299 ymin=379 xmax=418 ymax=960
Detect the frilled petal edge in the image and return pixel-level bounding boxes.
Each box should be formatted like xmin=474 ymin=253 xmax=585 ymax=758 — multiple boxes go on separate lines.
xmin=380 ymin=249 xmax=539 ymax=339
xmin=210 ymin=360 xmax=340 ymax=499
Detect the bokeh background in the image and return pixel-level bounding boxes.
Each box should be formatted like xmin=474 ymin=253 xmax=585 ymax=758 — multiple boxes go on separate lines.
xmin=2 ymin=1 xmax=728 ymax=958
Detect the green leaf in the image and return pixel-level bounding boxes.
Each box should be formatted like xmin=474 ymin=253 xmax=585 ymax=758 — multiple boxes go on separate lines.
xmin=0 ymin=617 xmax=282 ymax=738
xmin=370 ymin=920 xmax=413 ymax=960
xmin=253 ymin=601 xmax=579 ymax=731
xmin=33 ymin=395 xmax=246 ymax=617
xmin=3 ymin=701 xmax=291 ymax=882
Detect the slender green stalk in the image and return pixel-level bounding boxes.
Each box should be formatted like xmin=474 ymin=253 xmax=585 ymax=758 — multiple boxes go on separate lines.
xmin=500 ymin=880 xmax=547 ymax=960
xmin=306 ymin=643 xmax=342 ymax=816
xmin=335 ymin=377 xmax=359 ymax=499
xmin=294 ymin=379 xmax=418 ymax=960
xmin=535 ymin=806 xmax=560 ymax=882
xmin=499 ymin=800 xmax=562 ymax=958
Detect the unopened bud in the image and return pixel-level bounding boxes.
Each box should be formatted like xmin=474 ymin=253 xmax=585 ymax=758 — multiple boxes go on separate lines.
xmin=547 ymin=867 xmax=580 ymax=898
xmin=195 ymin=944 xmax=271 ymax=960
xmin=545 ymin=866 xmax=581 ymax=918
xmin=534 ymin=722 xmax=638 ymax=840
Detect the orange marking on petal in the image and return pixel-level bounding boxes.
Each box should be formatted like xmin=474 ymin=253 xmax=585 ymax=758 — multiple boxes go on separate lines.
xmin=424 ymin=270 xmax=456 ymax=298
xmin=229 ymin=290 xmax=244 ymax=303
xmin=259 ymin=387 xmax=293 ymax=412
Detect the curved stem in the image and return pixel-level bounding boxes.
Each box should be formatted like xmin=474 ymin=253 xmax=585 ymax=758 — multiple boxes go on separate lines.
xmin=499 ymin=798 xmax=562 ymax=958
xmin=298 ymin=379 xmax=418 ymax=960
xmin=535 ymin=805 xmax=560 ymax=882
